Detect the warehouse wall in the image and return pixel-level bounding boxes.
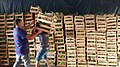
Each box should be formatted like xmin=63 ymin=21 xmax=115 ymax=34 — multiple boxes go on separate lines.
xmin=0 ymin=0 xmax=120 ymax=14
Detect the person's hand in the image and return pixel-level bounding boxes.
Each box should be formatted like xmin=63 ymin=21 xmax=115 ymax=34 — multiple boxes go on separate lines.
xmin=31 ymin=20 xmax=35 ymax=25
xmin=34 ymin=27 xmax=42 ymax=34
xmin=37 ymin=27 xmax=42 ymax=34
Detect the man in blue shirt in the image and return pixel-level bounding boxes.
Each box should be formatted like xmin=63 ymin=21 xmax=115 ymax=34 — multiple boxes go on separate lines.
xmin=13 ymin=19 xmax=42 ymax=67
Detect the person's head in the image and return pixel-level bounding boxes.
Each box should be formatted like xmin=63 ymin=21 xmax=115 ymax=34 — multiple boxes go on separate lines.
xmin=14 ymin=19 xmax=24 ymax=27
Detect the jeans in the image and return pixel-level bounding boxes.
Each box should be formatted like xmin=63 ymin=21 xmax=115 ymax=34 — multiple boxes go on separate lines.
xmin=36 ymin=47 xmax=49 ymax=62
xmin=13 ymin=54 xmax=30 ymax=67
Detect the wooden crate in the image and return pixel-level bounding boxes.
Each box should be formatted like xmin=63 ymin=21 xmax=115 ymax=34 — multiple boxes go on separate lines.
xmin=76 ymin=30 xmax=85 ymax=37
xmin=48 ymin=52 xmax=56 ymax=66
xmin=57 ymin=51 xmax=66 ymax=58
xmin=65 ymin=30 xmax=74 ymax=38
xmin=107 ymin=62 xmax=117 ymax=67
xmin=8 ymin=43 xmax=15 ymax=58
xmin=0 ymin=36 xmax=6 ymax=43
xmin=98 ymin=61 xmax=107 ymax=67
xmin=87 ymin=62 xmax=97 ymax=67
xmin=37 ymin=13 xmax=53 ymax=33
xmin=54 ymin=23 xmax=63 ymax=29
xmin=65 ymin=23 xmax=74 ymax=30
xmin=30 ymin=5 xmax=40 ymax=13
xmin=106 ymin=16 xmax=116 ymax=32
xmin=0 ymin=45 xmax=8 ymax=65
xmin=0 ymin=14 xmax=6 ymax=22
xmin=25 ymin=13 xmax=33 ymax=21
xmin=57 ymin=51 xmax=66 ymax=67
xmin=0 ymin=21 xmax=5 ymax=33
xmin=85 ymin=15 xmax=95 ymax=31
xmin=64 ymin=15 xmax=74 ymax=31
xmin=54 ymin=15 xmax=63 ymax=28
xmin=87 ymin=51 xmax=97 ymax=61
xmin=0 ymin=58 xmax=9 ymax=66
xmin=97 ymin=51 xmax=107 ymax=61
xmin=57 ymin=59 xmax=66 ymax=66
xmin=76 ymin=38 xmax=85 ymax=44
xmin=64 ymin=15 xmax=73 ymax=24
xmin=117 ymin=15 xmax=120 ymax=54
xmin=57 ymin=44 xmax=65 ymax=51
xmin=6 ymin=14 xmax=14 ymax=21
xmin=96 ymin=15 xmax=106 ymax=31
xmin=67 ymin=57 xmax=76 ymax=67
xmin=74 ymin=16 xmax=84 ymax=23
xmin=6 ymin=14 xmax=14 ymax=37
xmin=15 ymin=13 xmax=24 ymax=21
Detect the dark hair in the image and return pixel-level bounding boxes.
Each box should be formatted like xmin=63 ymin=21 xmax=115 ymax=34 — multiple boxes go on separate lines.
xmin=14 ymin=19 xmax=22 ymax=25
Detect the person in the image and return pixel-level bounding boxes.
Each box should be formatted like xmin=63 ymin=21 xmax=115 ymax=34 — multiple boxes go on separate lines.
xmin=13 ymin=19 xmax=42 ymax=67
xmin=35 ymin=22 xmax=51 ymax=67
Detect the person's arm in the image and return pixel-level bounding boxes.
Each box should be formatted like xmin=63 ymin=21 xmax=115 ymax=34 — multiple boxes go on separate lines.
xmin=26 ymin=27 xmax=42 ymax=40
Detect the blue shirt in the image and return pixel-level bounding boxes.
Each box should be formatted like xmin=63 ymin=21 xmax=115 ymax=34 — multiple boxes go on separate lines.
xmin=13 ymin=27 xmax=29 ymax=55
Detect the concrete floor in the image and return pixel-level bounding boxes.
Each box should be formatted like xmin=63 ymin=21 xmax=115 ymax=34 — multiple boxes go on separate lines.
xmin=0 ymin=65 xmax=57 ymax=67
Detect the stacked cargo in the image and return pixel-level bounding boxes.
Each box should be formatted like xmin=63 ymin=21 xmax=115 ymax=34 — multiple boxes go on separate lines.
xmin=6 ymin=14 xmax=15 ymax=65
xmin=54 ymin=13 xmax=66 ymax=67
xmin=117 ymin=15 xmax=120 ymax=66
xmin=106 ymin=14 xmax=117 ymax=67
xmin=74 ymin=16 xmax=86 ymax=67
xmin=48 ymin=31 xmax=56 ymax=66
xmin=0 ymin=14 xmax=8 ymax=65
xmin=96 ymin=15 xmax=107 ymax=67
xmin=85 ymin=15 xmax=97 ymax=67
xmin=37 ymin=12 xmax=53 ymax=33
xmin=64 ymin=15 xmax=76 ymax=67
